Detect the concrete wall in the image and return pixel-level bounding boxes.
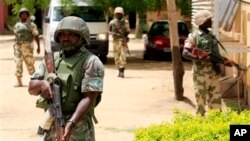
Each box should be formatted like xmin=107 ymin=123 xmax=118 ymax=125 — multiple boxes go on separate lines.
xmin=240 ymin=4 xmax=250 ymax=106
xmin=0 ymin=0 xmax=7 ymax=33
xmin=0 ymin=2 xmax=6 ymax=32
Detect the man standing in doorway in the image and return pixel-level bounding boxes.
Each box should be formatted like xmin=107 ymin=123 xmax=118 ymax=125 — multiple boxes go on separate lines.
xmin=109 ymin=7 xmax=130 ymax=78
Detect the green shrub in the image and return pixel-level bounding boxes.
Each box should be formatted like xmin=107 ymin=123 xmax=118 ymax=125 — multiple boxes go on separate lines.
xmin=134 ymin=109 xmax=250 ymax=141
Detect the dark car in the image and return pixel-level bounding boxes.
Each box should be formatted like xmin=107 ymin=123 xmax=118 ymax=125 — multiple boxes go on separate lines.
xmin=143 ymin=20 xmax=189 ymax=60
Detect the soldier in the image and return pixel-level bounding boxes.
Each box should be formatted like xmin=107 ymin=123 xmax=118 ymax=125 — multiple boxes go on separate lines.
xmin=13 ymin=7 xmax=40 ymax=87
xmin=182 ymin=10 xmax=234 ymax=116
xmin=28 ymin=16 xmax=104 ymax=140
xmin=109 ymin=7 xmax=130 ymax=78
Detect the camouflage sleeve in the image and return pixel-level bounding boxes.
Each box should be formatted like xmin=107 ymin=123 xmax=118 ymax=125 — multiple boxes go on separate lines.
xmin=108 ymin=19 xmax=114 ymax=31
xmin=81 ymin=55 xmax=104 ymax=93
xmin=31 ymin=22 xmax=39 ymax=37
xmin=184 ymin=32 xmax=197 ymax=49
xmin=14 ymin=23 xmax=20 ymax=34
xmin=125 ymin=20 xmax=130 ymax=33
xmin=30 ymin=60 xmax=46 ymax=80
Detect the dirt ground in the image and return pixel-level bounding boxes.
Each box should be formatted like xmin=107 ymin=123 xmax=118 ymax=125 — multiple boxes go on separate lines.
xmin=0 ymin=38 xmax=197 ymax=141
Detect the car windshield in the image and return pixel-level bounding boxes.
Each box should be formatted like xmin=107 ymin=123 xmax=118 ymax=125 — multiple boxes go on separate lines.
xmin=53 ymin=6 xmax=106 ymax=22
xmin=178 ymin=22 xmax=189 ymax=36
xmin=149 ymin=22 xmax=169 ymax=36
xmin=148 ymin=21 xmax=189 ymax=36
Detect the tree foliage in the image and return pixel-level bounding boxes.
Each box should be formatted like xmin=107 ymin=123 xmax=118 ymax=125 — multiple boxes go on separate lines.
xmin=176 ymin=0 xmax=192 ymax=16
xmin=4 ymin=0 xmax=191 ymax=17
xmin=5 ymin=0 xmax=49 ymax=15
xmin=92 ymin=0 xmax=166 ymax=15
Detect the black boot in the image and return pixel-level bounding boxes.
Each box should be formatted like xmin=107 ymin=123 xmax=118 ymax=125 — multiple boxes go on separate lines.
xmin=118 ymin=69 xmax=121 ymax=77
xmin=119 ymin=68 xmax=124 ymax=78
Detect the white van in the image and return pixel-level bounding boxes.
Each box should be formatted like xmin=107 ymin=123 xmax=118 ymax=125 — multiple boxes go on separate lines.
xmin=43 ymin=0 xmax=109 ymax=63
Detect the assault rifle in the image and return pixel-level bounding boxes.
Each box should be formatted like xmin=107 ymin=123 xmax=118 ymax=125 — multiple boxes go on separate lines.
xmin=191 ymin=48 xmax=247 ymax=71
xmin=44 ymin=52 xmax=65 ymax=141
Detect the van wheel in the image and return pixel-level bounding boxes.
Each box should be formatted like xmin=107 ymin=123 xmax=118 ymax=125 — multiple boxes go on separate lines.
xmin=99 ymin=55 xmax=107 ymax=64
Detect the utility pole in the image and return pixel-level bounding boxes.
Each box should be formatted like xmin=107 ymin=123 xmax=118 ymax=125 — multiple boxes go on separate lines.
xmin=166 ymin=0 xmax=184 ymax=100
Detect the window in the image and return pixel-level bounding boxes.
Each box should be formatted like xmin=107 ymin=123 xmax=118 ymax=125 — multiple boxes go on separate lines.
xmin=149 ymin=22 xmax=169 ymax=36
xmin=53 ymin=6 xmax=106 ymax=22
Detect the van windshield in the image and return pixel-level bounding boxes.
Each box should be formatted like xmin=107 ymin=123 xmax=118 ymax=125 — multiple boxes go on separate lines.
xmin=53 ymin=6 xmax=106 ymax=22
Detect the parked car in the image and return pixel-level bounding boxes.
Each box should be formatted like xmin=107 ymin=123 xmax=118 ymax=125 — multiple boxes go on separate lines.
xmin=143 ymin=20 xmax=189 ymax=60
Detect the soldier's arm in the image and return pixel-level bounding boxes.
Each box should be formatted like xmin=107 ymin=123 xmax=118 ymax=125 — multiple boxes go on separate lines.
xmin=182 ymin=33 xmax=210 ymax=61
xmin=13 ymin=23 xmax=19 ymax=36
xmin=28 ymin=80 xmax=52 ymax=98
xmin=67 ymin=92 xmax=98 ymax=125
xmin=31 ymin=23 xmax=40 ymax=54
xmin=28 ymin=61 xmax=52 ymax=98
xmin=63 ymin=92 xmax=98 ymax=140
xmin=125 ymin=20 xmax=130 ymax=36
xmin=182 ymin=33 xmax=198 ymax=60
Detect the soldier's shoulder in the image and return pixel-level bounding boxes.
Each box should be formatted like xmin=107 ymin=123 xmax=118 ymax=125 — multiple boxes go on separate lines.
xmin=14 ymin=22 xmax=21 ymax=26
xmin=109 ymin=19 xmax=116 ymax=24
xmin=30 ymin=22 xmax=37 ymax=26
xmin=188 ymin=30 xmax=200 ymax=39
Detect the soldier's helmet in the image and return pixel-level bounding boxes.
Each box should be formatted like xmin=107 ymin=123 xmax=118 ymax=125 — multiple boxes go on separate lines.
xmin=194 ymin=10 xmax=213 ymax=26
xmin=19 ymin=7 xmax=30 ymax=17
xmin=114 ymin=7 xmax=124 ymax=15
xmin=54 ymin=16 xmax=90 ymax=46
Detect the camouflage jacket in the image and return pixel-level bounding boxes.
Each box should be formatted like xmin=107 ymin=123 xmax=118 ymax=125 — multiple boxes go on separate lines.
xmin=14 ymin=21 xmax=39 ymax=43
xmin=184 ymin=29 xmax=224 ymax=66
xmin=109 ymin=18 xmax=130 ymax=40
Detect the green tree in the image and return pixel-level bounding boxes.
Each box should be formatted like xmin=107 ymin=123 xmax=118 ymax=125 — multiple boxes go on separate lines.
xmin=5 ymin=0 xmax=49 ymax=15
xmin=176 ymin=0 xmax=191 ymax=16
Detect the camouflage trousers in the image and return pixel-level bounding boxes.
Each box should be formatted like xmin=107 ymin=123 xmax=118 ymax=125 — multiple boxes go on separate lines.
xmin=193 ymin=63 xmax=222 ymax=116
xmin=14 ymin=42 xmax=35 ymax=77
xmin=113 ymin=40 xmax=127 ymax=68
xmin=39 ymin=114 xmax=95 ymax=141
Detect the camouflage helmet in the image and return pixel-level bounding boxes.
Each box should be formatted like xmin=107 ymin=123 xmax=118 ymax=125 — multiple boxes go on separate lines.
xmin=194 ymin=10 xmax=213 ymax=26
xmin=19 ymin=7 xmax=30 ymax=17
xmin=114 ymin=7 xmax=124 ymax=15
xmin=54 ymin=16 xmax=90 ymax=46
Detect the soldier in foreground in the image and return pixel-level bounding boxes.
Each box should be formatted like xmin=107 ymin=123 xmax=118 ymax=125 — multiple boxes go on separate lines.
xmin=14 ymin=7 xmax=40 ymax=87
xmin=182 ymin=10 xmax=234 ymax=116
xmin=28 ymin=16 xmax=104 ymax=141
xmin=109 ymin=7 xmax=130 ymax=78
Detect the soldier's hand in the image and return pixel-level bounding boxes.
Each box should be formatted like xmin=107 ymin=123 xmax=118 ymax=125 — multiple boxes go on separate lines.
xmin=62 ymin=122 xmax=74 ymax=141
xmin=37 ymin=47 xmax=40 ymax=54
xmin=40 ymin=80 xmax=53 ymax=99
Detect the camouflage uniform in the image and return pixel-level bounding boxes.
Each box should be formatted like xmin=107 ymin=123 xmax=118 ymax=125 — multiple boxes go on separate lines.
xmin=14 ymin=18 xmax=39 ymax=77
xmin=109 ymin=18 xmax=130 ymax=69
xmin=30 ymin=16 xmax=104 ymax=141
xmin=184 ymin=30 xmax=223 ymax=115
xmin=32 ymin=49 xmax=104 ymax=141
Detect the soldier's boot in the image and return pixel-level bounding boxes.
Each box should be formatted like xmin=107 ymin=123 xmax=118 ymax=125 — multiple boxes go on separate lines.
xmin=14 ymin=76 xmax=23 ymax=87
xmin=119 ymin=68 xmax=125 ymax=78
xmin=118 ymin=69 xmax=122 ymax=77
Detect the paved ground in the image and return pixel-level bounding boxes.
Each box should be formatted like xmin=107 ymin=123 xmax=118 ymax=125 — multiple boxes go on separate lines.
xmin=1 ymin=34 xmax=245 ymax=141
